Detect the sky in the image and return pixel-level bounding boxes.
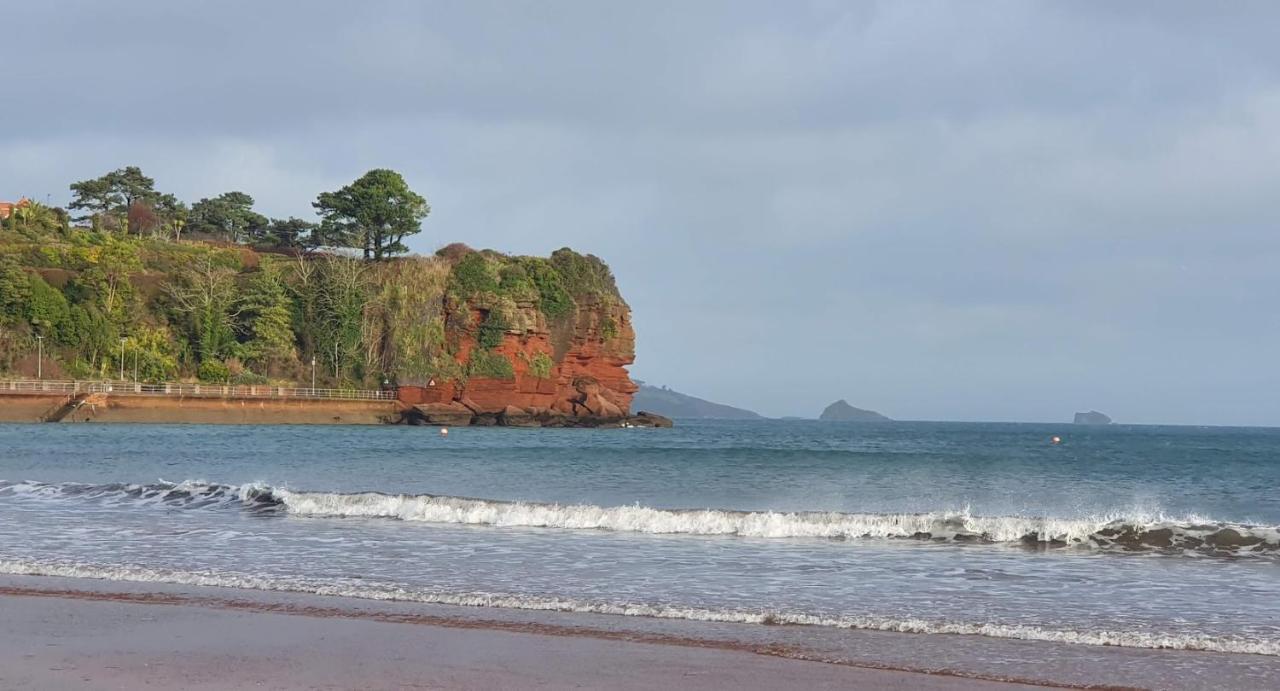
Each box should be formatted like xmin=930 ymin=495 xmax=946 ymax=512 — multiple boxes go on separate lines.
xmin=3 ymin=1 xmax=1279 ymax=425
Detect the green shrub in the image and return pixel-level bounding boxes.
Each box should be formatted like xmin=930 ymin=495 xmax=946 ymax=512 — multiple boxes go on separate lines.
xmin=497 ymin=263 xmax=539 ymax=302
xmin=549 ymin=248 xmax=617 ymax=299
xmin=449 ymin=252 xmax=498 ymax=297
xmin=477 ymin=310 xmax=508 ymax=350
xmin=24 ymin=273 xmax=72 ymax=343
xmin=600 ymin=316 xmax=618 ymax=341
xmin=520 ymin=257 xmax=573 ymax=319
xmin=0 ymin=256 xmax=30 ymax=324
xmin=467 ymin=349 xmax=514 ymax=379
xmin=123 ymin=326 xmax=179 ymax=382
xmin=528 ymin=351 xmax=553 ymax=379
xmin=198 ymin=358 xmax=230 ymax=383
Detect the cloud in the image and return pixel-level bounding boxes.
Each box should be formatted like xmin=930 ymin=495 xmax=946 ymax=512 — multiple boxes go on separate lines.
xmin=2 ymin=1 xmax=1278 ymax=424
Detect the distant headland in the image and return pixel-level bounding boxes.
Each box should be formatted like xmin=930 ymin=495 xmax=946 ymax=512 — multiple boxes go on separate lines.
xmin=0 ymin=166 xmax=663 ymax=427
xmin=630 ymin=382 xmax=762 ymax=420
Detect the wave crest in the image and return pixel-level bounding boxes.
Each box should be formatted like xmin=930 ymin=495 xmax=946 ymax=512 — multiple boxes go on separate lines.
xmin=4 ymin=479 xmax=1278 ymax=555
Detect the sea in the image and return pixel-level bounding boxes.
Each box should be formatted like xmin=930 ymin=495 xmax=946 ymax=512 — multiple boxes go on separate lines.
xmin=2 ymin=419 xmax=1279 ymax=688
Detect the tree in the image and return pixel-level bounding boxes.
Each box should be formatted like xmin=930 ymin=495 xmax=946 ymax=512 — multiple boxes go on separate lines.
xmin=68 ymin=177 xmax=121 ymax=230
xmin=152 ymin=193 xmax=188 ymax=240
xmin=314 ymin=256 xmax=370 ymax=382
xmin=313 ymin=169 xmax=429 ymax=260
xmin=68 ymin=166 xmax=161 ymax=233
xmin=263 ymin=217 xmax=315 ymax=249
xmin=78 ymin=236 xmax=141 ymax=324
xmin=239 ymin=268 xmax=297 ymax=371
xmin=108 ymin=166 xmax=157 ymax=213
xmin=188 ymin=191 xmax=268 ymax=242
xmin=24 ymin=273 xmax=72 ymax=343
xmin=164 ymin=256 xmax=241 ymax=363
xmin=0 ymin=256 xmax=31 ymax=325
xmin=127 ymin=201 xmax=161 ymax=237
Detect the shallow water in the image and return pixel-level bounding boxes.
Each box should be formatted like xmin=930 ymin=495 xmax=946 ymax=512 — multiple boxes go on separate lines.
xmin=2 ymin=420 xmax=1279 ymax=684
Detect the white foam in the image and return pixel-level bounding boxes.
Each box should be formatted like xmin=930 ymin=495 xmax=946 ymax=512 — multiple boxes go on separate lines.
xmin=275 ymin=489 xmax=1280 ymax=552
xmin=5 ymin=479 xmax=1278 ymax=553
xmin=2 ymin=559 xmax=1276 ymax=656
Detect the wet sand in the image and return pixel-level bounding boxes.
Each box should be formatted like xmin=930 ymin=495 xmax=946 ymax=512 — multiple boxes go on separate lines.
xmin=0 ymin=585 xmax=1046 ymax=690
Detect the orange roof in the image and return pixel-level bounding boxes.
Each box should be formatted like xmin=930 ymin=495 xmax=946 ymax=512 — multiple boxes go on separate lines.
xmin=0 ymin=198 xmax=31 ymax=220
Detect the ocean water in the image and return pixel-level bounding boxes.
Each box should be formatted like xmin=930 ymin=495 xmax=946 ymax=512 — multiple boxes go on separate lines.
xmin=2 ymin=420 xmax=1279 ymax=685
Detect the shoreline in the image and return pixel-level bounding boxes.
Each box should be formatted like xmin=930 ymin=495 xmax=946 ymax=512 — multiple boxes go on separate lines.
xmin=0 ymin=392 xmax=671 ymax=428
xmin=0 ymin=577 xmax=1051 ymax=690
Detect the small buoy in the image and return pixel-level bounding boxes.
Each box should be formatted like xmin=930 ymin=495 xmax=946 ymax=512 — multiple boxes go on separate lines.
xmin=1051 ymin=436 xmax=1061 ymax=445
xmin=440 ymin=427 xmax=449 ymax=436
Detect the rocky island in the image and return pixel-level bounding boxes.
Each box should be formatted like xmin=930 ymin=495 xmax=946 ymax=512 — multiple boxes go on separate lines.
xmin=1073 ymin=410 xmax=1112 ymax=425
xmin=818 ymin=399 xmax=891 ymax=422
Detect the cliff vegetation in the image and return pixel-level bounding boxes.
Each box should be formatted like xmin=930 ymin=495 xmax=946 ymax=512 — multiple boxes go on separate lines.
xmin=0 ymin=167 xmax=638 ymax=415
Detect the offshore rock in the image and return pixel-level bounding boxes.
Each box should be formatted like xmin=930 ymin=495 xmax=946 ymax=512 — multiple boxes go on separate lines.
xmin=819 ymin=399 xmax=891 ymax=422
xmin=1073 ymin=410 xmax=1112 ymax=425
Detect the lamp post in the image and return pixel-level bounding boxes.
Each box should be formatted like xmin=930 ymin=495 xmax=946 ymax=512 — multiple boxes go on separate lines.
xmin=35 ymin=335 xmax=43 ymax=380
xmin=333 ymin=341 xmax=339 ymax=379
xmin=133 ymin=349 xmax=139 ymax=383
xmin=119 ymin=337 xmax=126 ymax=381
xmin=311 ymin=355 xmax=316 ymax=394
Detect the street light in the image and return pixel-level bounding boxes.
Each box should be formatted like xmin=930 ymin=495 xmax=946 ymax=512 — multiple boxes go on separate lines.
xmin=35 ymin=335 xmax=43 ymax=380
xmin=311 ymin=355 xmax=316 ymax=394
xmin=119 ymin=337 xmax=126 ymax=381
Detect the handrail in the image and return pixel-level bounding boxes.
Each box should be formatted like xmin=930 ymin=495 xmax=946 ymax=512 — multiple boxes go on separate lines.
xmin=0 ymin=380 xmax=396 ymax=401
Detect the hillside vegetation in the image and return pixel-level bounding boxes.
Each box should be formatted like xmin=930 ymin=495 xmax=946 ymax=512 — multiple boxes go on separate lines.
xmin=0 ymin=167 xmax=623 ymax=388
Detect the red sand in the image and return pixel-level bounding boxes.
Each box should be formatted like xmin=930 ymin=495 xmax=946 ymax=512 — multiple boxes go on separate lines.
xmin=0 ymin=586 xmax=1049 ymax=690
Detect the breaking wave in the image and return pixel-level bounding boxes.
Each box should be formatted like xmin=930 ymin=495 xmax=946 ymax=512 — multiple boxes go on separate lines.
xmin=1 ymin=558 xmax=1277 ymax=656
xmin=3 ymin=479 xmax=1279 ymax=555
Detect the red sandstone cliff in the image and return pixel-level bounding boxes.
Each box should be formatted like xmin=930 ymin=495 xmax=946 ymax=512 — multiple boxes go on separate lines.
xmin=395 ymin=248 xmax=666 ymax=428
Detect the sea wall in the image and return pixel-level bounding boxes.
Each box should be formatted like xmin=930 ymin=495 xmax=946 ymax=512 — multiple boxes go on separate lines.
xmin=0 ymin=393 xmax=404 ymax=425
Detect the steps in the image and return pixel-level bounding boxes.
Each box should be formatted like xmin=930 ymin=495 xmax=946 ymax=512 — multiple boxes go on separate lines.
xmin=42 ymin=393 xmax=89 ymax=422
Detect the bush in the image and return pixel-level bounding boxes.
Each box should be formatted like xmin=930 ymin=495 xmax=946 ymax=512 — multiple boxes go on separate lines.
xmin=25 ymin=274 xmax=72 ymax=343
xmin=520 ymin=257 xmax=573 ymax=319
xmin=497 ymin=263 xmax=539 ymax=302
xmin=467 ymin=349 xmax=514 ymax=380
xmin=549 ymin=248 xmax=618 ymax=299
xmin=528 ymin=351 xmax=553 ymax=379
xmin=600 ymin=316 xmax=618 ymax=341
xmin=197 ymin=358 xmax=230 ymax=383
xmin=477 ymin=310 xmax=508 ymax=350
xmin=449 ymin=252 xmax=498 ymax=297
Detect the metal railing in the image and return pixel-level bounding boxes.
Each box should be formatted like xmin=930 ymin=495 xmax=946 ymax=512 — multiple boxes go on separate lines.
xmin=0 ymin=380 xmax=396 ymax=401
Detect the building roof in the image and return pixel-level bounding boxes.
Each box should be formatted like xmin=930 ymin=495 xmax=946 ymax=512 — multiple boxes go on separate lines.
xmin=0 ymin=198 xmax=31 ymax=219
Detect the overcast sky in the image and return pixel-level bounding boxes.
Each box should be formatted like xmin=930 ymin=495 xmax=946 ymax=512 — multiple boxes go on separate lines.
xmin=3 ymin=1 xmax=1279 ymax=424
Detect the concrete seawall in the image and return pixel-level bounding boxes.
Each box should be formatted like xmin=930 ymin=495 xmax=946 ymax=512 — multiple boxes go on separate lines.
xmin=0 ymin=392 xmax=405 ymax=426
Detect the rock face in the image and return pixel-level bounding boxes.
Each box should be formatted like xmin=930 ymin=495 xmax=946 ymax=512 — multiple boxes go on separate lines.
xmin=394 ymin=247 xmax=657 ymax=429
xmin=1073 ymin=410 xmax=1112 ymax=425
xmin=818 ymin=400 xmax=891 ymax=422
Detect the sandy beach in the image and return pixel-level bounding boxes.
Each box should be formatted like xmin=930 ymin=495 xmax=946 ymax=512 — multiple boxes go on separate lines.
xmin=0 ymin=580 xmax=1050 ymax=691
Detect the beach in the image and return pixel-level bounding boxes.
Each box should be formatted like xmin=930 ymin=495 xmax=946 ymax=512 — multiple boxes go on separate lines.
xmin=0 ymin=577 xmax=1043 ymax=690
